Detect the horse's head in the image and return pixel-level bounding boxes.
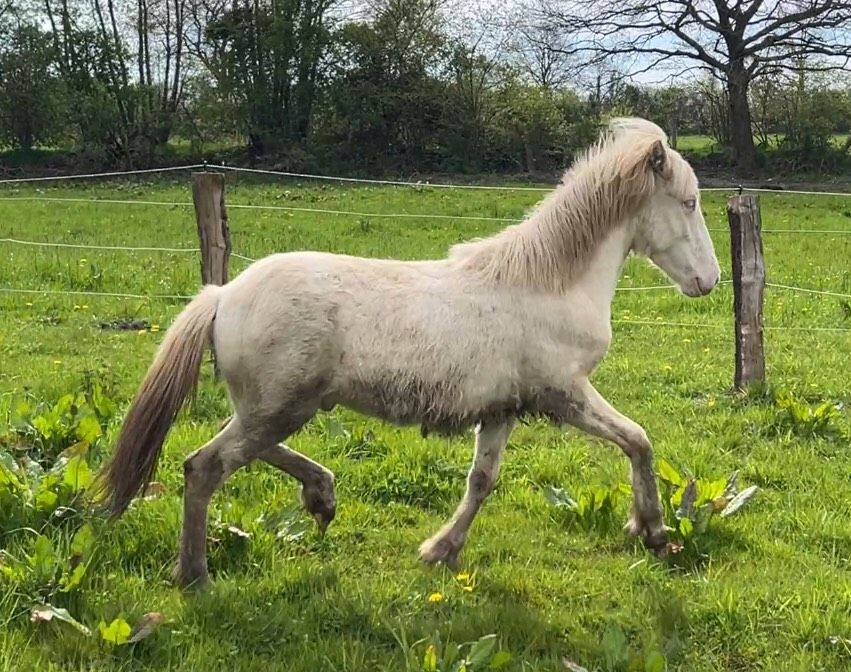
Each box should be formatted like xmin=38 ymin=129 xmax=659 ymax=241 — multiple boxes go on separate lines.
xmin=630 ymin=135 xmax=721 ymax=298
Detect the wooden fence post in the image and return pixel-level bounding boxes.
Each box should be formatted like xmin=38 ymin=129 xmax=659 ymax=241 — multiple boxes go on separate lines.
xmin=191 ymin=171 xmax=230 ymax=376
xmin=727 ymin=193 xmax=766 ymax=389
xmin=191 ymin=171 xmax=231 ymax=286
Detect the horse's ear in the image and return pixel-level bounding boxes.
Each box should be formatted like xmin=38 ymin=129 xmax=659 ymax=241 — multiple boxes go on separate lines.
xmin=648 ymin=139 xmax=667 ymax=175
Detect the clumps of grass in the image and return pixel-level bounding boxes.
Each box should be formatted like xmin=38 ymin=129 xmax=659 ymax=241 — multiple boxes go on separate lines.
xmin=563 ymin=619 xmax=672 ymax=672
xmin=346 ymin=455 xmax=465 ymax=509
xmin=542 ymin=459 xmax=760 ymax=554
xmin=0 ymin=372 xmax=166 ymax=648
xmin=6 ymin=370 xmax=116 ymax=463
xmin=63 ymin=260 xmax=105 ymax=292
xmin=0 ymin=371 xmax=121 ymax=629
xmin=316 ymin=416 xmax=390 ymax=461
xmin=313 ymin=415 xmax=467 ymax=508
xmin=730 ymin=384 xmax=847 ymax=440
xmin=543 ymin=483 xmax=630 ymax=533
xmin=2 ymin=523 xmax=97 ymax=605
xmin=1 ymin=441 xmax=104 ymax=641
xmin=771 ymin=390 xmax=846 ymax=440
xmin=412 ymin=632 xmax=511 ymax=672
xmin=656 ymin=459 xmax=759 ymax=552
xmin=0 ymin=370 xmax=119 ymax=537
xmin=0 ymin=442 xmax=96 ymax=533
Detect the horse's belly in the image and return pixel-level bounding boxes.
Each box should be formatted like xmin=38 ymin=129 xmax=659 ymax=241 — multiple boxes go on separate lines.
xmin=333 ymin=366 xmax=522 ymax=436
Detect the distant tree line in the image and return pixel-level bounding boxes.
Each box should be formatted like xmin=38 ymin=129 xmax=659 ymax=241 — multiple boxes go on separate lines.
xmin=1 ymin=0 xmax=850 ymax=175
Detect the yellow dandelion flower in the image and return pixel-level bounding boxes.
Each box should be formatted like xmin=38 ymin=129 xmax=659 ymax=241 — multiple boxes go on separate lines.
xmin=703 ymin=347 xmax=710 ymax=353
xmin=455 ymin=572 xmax=470 ymax=582
xmin=53 ymin=360 xmax=62 ymax=365
xmin=662 ymin=365 xmax=673 ymax=372
xmin=427 ymin=592 xmax=443 ymax=604
xmin=462 ymin=585 xmax=473 ymax=593
xmin=137 ymin=329 xmax=147 ymax=335
xmin=682 ymin=338 xmax=692 ymax=343
xmin=73 ymin=305 xmax=81 ymax=310
xmin=150 ymin=324 xmax=161 ymax=332
xmin=81 ymin=305 xmax=89 ymax=309
xmin=25 ymin=302 xmax=33 ymax=307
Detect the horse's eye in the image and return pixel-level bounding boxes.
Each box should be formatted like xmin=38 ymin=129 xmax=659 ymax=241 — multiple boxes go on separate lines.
xmin=683 ymin=198 xmax=696 ymax=211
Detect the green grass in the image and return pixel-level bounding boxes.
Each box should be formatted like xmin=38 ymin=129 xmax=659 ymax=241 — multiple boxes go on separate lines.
xmin=673 ymin=135 xmax=720 ymax=155
xmin=676 ymin=133 xmax=851 ymax=156
xmin=1 ymin=176 xmax=850 ymax=671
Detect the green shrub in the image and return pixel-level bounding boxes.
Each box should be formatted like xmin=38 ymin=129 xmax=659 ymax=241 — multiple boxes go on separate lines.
xmin=657 ymin=459 xmax=759 ymax=551
xmin=772 ymin=391 xmax=846 ymax=440
xmin=9 ymin=376 xmax=115 ymax=463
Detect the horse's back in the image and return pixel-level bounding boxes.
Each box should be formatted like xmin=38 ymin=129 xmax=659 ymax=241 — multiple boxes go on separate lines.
xmin=209 ymin=251 xmax=452 ymax=414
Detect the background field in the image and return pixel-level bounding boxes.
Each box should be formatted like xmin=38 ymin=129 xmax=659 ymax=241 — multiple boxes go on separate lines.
xmin=675 ymin=133 xmax=851 ymax=151
xmin=0 ymin=175 xmax=850 ymax=671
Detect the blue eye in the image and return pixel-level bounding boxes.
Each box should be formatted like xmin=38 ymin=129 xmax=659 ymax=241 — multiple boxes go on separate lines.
xmin=684 ymin=198 xmax=696 ymax=211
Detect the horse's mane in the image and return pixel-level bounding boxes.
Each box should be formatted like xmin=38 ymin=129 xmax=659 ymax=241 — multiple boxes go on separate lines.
xmin=448 ymin=117 xmax=694 ymax=293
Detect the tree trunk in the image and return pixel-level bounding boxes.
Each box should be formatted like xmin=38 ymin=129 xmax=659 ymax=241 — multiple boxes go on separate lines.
xmin=524 ymin=139 xmax=536 ymax=173
xmin=667 ymin=113 xmax=679 ymax=150
xmin=18 ymin=128 xmax=34 ymax=151
xmin=726 ymin=66 xmax=756 ymax=172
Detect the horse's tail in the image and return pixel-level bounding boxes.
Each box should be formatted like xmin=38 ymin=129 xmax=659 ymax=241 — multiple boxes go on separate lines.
xmin=93 ymin=284 xmax=222 ymax=518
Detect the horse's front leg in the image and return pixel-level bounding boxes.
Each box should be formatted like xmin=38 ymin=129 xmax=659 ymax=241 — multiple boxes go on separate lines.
xmin=564 ymin=378 xmax=668 ymax=555
xmin=419 ymin=419 xmax=515 ymax=569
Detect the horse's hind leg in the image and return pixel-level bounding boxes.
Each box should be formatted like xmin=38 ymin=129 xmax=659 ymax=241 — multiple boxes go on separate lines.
xmin=176 ymin=410 xmax=327 ymax=589
xmin=255 ymin=444 xmax=336 ymax=532
xmin=176 ymin=417 xmax=255 ymax=589
xmin=419 ymin=419 xmax=515 ymax=569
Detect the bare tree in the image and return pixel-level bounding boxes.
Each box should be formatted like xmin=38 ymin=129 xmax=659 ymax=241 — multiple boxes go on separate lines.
xmin=540 ymin=1 xmax=851 ymax=171
xmin=508 ymin=19 xmax=575 ymax=90
xmin=136 ymin=0 xmax=187 ymax=143
xmin=441 ymin=0 xmax=514 ymax=168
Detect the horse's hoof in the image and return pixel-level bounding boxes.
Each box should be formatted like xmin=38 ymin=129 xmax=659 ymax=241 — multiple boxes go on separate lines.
xmin=298 ymin=475 xmax=337 ymax=534
xmin=298 ymin=486 xmax=337 ymax=536
xmin=624 ymin=515 xmax=670 ymax=557
xmin=418 ymin=537 xmax=461 ymax=570
xmin=313 ymin=512 xmax=332 ymax=536
xmin=642 ymin=528 xmax=670 ymax=557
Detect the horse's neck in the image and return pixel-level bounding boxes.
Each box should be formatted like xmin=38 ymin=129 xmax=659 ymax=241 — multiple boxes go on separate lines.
xmin=567 ymin=223 xmax=635 ymax=310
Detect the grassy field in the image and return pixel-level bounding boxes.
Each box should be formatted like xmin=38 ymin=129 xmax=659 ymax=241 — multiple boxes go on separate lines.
xmin=0 ymin=175 xmax=850 ymax=671
xmin=675 ymin=134 xmax=851 ymax=157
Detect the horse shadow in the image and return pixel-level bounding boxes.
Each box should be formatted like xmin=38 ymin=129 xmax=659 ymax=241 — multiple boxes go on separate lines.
xmin=178 ymin=563 xmax=569 ymax=669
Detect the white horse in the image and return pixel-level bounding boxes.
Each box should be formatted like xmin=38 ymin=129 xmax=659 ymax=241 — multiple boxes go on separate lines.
xmin=94 ymin=117 xmax=720 ymax=588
